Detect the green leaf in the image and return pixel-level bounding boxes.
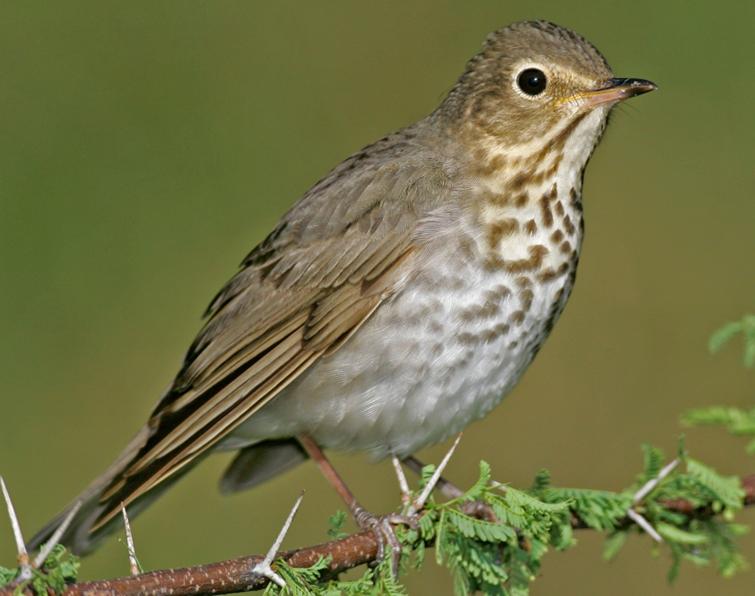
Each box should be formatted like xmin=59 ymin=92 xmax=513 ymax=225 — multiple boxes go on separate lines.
xmin=0 ymin=567 xmax=16 ymax=588
xmin=463 ymin=461 xmax=492 ymax=501
xmin=603 ymin=532 xmax=628 ymax=561
xmin=685 ymin=458 xmax=744 ymax=511
xmin=709 ymin=321 xmax=744 ymax=354
xmin=657 ymin=523 xmax=709 ymax=545
xmin=530 ymin=469 xmax=551 ymax=492
xmin=444 ymin=508 xmax=517 ymax=543
xmin=327 ymin=510 xmax=348 ymax=540
xmin=641 ymin=444 xmax=665 ymax=483
xmin=708 ymin=314 xmax=755 ymax=367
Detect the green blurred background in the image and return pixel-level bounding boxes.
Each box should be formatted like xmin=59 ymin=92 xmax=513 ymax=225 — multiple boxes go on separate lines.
xmin=1 ymin=1 xmax=753 ymax=594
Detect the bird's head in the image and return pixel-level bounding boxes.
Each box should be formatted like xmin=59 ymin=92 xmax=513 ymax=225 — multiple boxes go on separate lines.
xmin=441 ymin=20 xmax=656 ymax=163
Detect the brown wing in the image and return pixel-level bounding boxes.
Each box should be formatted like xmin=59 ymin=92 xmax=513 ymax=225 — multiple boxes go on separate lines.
xmin=90 ymin=145 xmax=450 ymax=530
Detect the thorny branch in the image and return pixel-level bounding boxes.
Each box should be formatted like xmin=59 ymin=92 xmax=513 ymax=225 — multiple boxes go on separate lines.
xmin=1 ymin=474 xmax=753 ymax=596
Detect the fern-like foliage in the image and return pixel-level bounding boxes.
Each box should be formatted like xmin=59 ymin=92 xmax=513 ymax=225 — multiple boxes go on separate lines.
xmin=683 ymin=313 xmax=755 ymax=453
xmin=259 ymin=451 xmax=748 ymax=596
xmin=0 ymin=545 xmax=80 ymax=595
xmin=684 ymin=406 xmax=755 ymax=454
xmin=708 ymin=314 xmax=755 ymax=367
xmin=1 ymin=449 xmax=749 ymax=596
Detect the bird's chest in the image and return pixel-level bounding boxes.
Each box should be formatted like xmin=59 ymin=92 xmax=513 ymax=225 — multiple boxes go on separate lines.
xmin=304 ymin=182 xmax=582 ymax=455
xmin=391 ymin=179 xmax=584 ymax=422
xmin=243 ymin=178 xmax=584 ymax=457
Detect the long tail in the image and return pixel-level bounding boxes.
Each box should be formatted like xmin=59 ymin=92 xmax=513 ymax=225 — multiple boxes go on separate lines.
xmin=27 ymin=426 xmax=189 ymax=555
xmin=28 ymin=434 xmax=306 ymax=555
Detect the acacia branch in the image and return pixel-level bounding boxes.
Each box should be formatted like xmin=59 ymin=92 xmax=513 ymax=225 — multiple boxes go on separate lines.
xmin=2 ymin=474 xmax=749 ymax=596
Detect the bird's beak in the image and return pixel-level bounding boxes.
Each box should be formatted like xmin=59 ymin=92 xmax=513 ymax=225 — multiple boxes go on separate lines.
xmin=579 ymin=77 xmax=658 ymax=107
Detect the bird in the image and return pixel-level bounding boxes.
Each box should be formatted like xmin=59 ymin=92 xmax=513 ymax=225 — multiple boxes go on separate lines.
xmin=30 ymin=20 xmax=656 ymax=556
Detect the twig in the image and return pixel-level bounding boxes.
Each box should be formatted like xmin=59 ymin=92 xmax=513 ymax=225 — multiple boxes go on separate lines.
xmin=121 ymin=504 xmax=140 ymax=576
xmin=624 ymin=457 xmax=681 ymax=543
xmin=391 ymin=457 xmax=411 ymax=506
xmin=626 ymin=509 xmax=662 ymax=543
xmin=402 ymin=455 xmax=464 ymax=500
xmin=33 ymin=501 xmax=82 ymax=568
xmin=633 ymin=458 xmax=679 ymax=504
xmin=251 ymin=493 xmax=304 ymax=588
xmin=0 ymin=477 xmax=31 ymax=581
xmin=2 ymin=474 xmax=754 ymax=596
xmin=410 ymin=433 xmax=462 ymax=514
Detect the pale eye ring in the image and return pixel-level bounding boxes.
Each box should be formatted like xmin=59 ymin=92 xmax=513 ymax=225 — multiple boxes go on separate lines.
xmin=516 ymin=68 xmax=547 ymax=96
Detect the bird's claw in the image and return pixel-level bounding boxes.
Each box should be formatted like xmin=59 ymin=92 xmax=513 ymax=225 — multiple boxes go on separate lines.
xmin=353 ymin=507 xmax=417 ymax=578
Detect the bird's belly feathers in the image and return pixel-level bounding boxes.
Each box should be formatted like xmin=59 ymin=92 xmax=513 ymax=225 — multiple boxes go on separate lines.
xmin=233 ymin=202 xmax=582 ymax=458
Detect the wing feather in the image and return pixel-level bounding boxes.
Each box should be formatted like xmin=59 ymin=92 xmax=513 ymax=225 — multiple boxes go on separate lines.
xmin=87 ymin=144 xmax=454 ymax=532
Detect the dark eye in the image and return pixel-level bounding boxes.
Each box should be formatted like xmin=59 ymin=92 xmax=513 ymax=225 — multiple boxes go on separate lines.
xmin=517 ymin=68 xmax=547 ymax=96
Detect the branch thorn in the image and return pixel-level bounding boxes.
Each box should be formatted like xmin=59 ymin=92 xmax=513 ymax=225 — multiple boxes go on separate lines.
xmin=33 ymin=500 xmax=82 ymax=568
xmin=410 ymin=433 xmax=462 ymax=514
xmin=251 ymin=492 xmax=304 ymax=588
xmin=391 ymin=457 xmax=411 ymax=506
xmin=1 ymin=476 xmax=32 ymax=581
xmin=121 ymin=503 xmax=140 ymax=576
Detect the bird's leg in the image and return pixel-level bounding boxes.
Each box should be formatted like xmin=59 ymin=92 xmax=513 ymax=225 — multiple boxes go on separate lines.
xmin=297 ymin=435 xmax=413 ymax=576
xmin=402 ymin=454 xmax=498 ymax=522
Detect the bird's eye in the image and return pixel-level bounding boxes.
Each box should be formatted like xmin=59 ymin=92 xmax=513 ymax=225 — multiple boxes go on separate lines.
xmin=516 ymin=68 xmax=547 ymax=96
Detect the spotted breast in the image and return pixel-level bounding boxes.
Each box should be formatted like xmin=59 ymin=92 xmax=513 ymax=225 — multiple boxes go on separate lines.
xmin=233 ymin=110 xmax=602 ymax=459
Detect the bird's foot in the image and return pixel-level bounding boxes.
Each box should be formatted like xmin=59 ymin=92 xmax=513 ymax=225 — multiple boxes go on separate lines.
xmin=352 ymin=505 xmax=418 ymax=578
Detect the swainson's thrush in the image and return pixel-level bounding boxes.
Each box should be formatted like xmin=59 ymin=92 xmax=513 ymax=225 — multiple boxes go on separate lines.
xmin=31 ymin=20 xmax=656 ymax=554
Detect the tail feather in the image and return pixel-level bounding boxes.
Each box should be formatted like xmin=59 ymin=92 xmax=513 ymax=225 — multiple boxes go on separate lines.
xmin=29 ymin=426 xmax=154 ymax=555
xmin=30 ymin=432 xmax=307 ymax=555
xmin=219 ymin=439 xmax=307 ymax=494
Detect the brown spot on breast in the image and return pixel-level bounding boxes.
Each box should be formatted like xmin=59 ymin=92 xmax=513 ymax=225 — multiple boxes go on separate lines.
xmin=482 ymin=284 xmax=512 ymax=302
xmin=563 ymin=215 xmax=576 ymax=235
xmin=457 ymin=235 xmax=476 ymax=260
xmin=545 ymin=153 xmax=563 ymax=177
xmin=569 ymin=187 xmax=580 ymax=206
xmin=514 ymin=192 xmax=529 ymax=208
xmin=486 ymin=218 xmax=519 ymax=250
xmin=509 ymin=310 xmax=525 ymax=326
xmin=509 ymin=171 xmax=529 ymax=191
xmin=475 ymin=154 xmax=506 ymax=176
xmin=537 ymin=262 xmax=571 ymax=283
xmin=554 ymin=201 xmax=565 ymax=217
xmin=560 ymin=240 xmax=572 ymax=254
xmin=501 ymin=244 xmax=549 ymax=273
xmin=524 ymin=219 xmax=537 ymax=234
xmin=545 ymin=182 xmax=558 ymax=201
xmin=451 ymin=276 xmax=466 ymax=290
xmin=515 ymin=276 xmax=532 ymax=288
xmin=458 ymin=299 xmax=501 ymax=323
xmin=519 ymin=288 xmax=534 ymax=311
xmin=456 ymin=332 xmax=480 ymax=346
xmin=487 ymin=192 xmax=510 ymax=207
xmin=550 ymin=229 xmax=564 ymax=243
xmin=539 ymin=196 xmax=554 ymax=228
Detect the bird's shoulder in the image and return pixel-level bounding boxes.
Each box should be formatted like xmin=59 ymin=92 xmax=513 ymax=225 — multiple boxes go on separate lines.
xmin=168 ymin=122 xmax=463 ymax=396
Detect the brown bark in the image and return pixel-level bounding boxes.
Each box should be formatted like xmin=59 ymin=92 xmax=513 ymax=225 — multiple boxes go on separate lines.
xmin=3 ymin=474 xmax=754 ymax=596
